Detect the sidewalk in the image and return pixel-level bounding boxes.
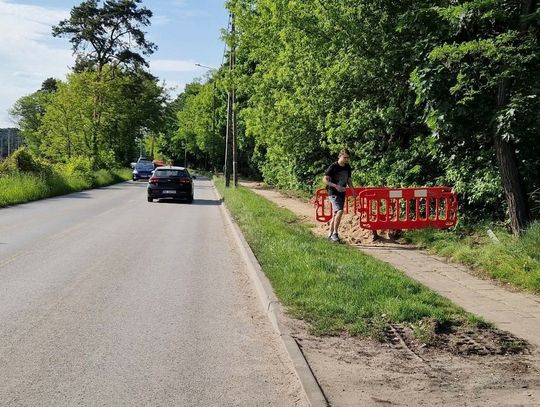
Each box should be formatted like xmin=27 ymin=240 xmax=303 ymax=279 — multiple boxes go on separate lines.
xmin=360 ymin=244 xmax=540 ymax=347
xmin=241 ymin=182 xmax=540 ymax=349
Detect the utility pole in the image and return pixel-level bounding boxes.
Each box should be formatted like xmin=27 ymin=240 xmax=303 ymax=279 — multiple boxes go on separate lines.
xmin=7 ymin=128 xmax=11 ymax=157
xmin=224 ymin=82 xmax=231 ymax=187
xmin=224 ymin=12 xmax=237 ymax=188
xmin=224 ymin=13 xmax=232 ymax=187
xmin=231 ymin=13 xmax=238 ymax=188
xmin=211 ymin=80 xmax=216 ymax=171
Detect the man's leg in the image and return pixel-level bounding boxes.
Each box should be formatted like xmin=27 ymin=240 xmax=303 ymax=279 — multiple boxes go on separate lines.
xmin=328 ymin=195 xmax=338 ymax=236
xmin=333 ymin=209 xmax=343 ymax=234
xmin=329 ymin=216 xmax=336 ymax=237
xmin=329 ymin=195 xmax=345 ymax=240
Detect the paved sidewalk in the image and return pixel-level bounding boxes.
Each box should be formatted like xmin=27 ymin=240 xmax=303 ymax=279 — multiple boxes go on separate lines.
xmin=359 ymin=244 xmax=540 ymax=348
xmin=242 ymin=182 xmax=540 ymax=349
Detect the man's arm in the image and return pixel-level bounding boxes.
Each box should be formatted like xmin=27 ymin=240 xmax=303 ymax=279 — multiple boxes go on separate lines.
xmin=323 ymin=175 xmax=345 ymax=192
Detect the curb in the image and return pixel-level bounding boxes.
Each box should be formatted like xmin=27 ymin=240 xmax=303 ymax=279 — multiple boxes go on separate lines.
xmin=212 ymin=182 xmax=329 ymax=407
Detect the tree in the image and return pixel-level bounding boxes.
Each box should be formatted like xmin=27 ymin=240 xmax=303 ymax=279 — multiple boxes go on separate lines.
xmin=227 ymin=0 xmax=441 ymax=191
xmin=412 ymin=0 xmax=540 ymax=234
xmin=9 ymin=78 xmax=59 ymax=154
xmin=52 ymin=0 xmax=156 ymax=74
xmin=39 ymin=67 xmax=166 ymax=165
xmin=52 ymin=0 xmax=157 ymax=167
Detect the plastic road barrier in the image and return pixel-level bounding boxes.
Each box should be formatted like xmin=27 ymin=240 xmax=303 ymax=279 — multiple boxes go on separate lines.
xmin=314 ymin=187 xmax=377 ymax=223
xmin=314 ymin=187 xmax=458 ymax=231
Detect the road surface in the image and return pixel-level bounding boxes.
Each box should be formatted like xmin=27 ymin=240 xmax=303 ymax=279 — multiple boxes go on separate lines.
xmin=0 ymin=178 xmax=306 ymax=406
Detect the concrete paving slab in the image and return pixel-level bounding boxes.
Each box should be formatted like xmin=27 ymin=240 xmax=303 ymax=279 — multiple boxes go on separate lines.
xmin=356 ymin=245 xmax=540 ymax=348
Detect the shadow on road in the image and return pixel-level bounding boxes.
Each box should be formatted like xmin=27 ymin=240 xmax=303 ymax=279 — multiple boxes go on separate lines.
xmin=153 ymin=198 xmax=221 ymax=206
xmin=192 ymin=198 xmax=221 ymax=206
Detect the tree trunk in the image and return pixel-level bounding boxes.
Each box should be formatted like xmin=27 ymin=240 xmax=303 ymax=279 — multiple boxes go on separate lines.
xmin=494 ymin=80 xmax=530 ymax=236
xmin=493 ymin=135 xmax=530 ymax=235
xmin=490 ymin=0 xmax=537 ymax=235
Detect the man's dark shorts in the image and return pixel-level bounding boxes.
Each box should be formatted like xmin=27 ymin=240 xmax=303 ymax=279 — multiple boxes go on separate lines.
xmin=329 ymin=194 xmax=345 ymax=213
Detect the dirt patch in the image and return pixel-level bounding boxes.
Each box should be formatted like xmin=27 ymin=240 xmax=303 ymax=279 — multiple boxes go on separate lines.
xmin=241 ymin=182 xmax=540 ymax=406
xmin=317 ymin=212 xmax=402 ymax=245
xmin=284 ymin=317 xmax=540 ymax=407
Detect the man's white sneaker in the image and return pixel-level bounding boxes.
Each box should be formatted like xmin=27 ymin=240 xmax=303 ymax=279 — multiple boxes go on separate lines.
xmin=330 ymin=233 xmax=340 ymax=242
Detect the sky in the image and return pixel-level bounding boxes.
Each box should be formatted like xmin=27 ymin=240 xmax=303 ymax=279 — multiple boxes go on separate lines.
xmin=0 ymin=0 xmax=229 ymax=128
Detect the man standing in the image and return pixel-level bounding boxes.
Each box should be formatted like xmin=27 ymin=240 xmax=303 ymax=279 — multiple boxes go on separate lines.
xmin=323 ymin=149 xmax=356 ymax=242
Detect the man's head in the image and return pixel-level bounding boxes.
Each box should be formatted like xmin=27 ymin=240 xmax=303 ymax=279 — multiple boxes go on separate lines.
xmin=338 ymin=148 xmax=350 ymax=165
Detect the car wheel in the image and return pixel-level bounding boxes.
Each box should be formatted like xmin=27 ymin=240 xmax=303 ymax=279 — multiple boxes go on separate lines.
xmin=147 ymin=196 xmax=153 ymax=202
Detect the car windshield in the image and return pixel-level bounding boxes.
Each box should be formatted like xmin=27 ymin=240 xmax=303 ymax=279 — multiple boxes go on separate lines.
xmin=155 ymin=170 xmax=188 ymax=177
xmin=136 ymin=163 xmax=154 ymax=170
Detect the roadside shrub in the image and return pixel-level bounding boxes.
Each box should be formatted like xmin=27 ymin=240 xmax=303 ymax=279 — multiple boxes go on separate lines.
xmin=63 ymin=156 xmax=93 ymax=177
xmin=0 ymin=147 xmax=51 ymax=175
xmin=12 ymin=147 xmax=43 ymax=172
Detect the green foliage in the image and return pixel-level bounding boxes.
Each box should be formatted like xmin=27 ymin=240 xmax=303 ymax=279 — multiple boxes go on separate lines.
xmin=0 ymin=167 xmax=132 ymax=208
xmin=412 ymin=0 xmax=540 ymax=224
xmin=11 ymin=148 xmax=43 ymax=173
xmin=43 ymin=1 xmax=164 ymax=169
xmin=9 ymin=81 xmax=56 ymax=155
xmin=169 ymin=78 xmax=229 ymax=170
xmin=63 ymin=156 xmax=93 ymax=177
xmin=227 ymin=0 xmax=446 ymax=193
xmin=0 ymin=147 xmax=50 ymax=175
xmin=217 ymin=0 xmax=540 ymax=229
xmin=11 ymin=65 xmax=167 ymax=169
xmin=52 ymin=0 xmax=156 ymax=72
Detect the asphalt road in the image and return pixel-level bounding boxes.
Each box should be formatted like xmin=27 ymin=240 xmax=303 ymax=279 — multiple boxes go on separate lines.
xmin=0 ymin=178 xmax=306 ymax=406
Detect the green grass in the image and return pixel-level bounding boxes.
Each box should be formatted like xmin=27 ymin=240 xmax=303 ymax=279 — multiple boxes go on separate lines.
xmin=0 ymin=168 xmax=132 ymax=207
xmin=215 ymin=178 xmax=483 ymax=339
xmin=404 ymin=223 xmax=540 ymax=293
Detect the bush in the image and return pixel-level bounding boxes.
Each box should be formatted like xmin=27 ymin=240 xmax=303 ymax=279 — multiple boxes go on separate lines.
xmin=0 ymin=147 xmax=51 ymax=175
xmin=63 ymin=156 xmax=93 ymax=177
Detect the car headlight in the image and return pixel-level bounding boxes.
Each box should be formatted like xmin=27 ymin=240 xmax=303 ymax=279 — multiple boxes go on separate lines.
xmin=133 ymin=170 xmax=138 ymax=174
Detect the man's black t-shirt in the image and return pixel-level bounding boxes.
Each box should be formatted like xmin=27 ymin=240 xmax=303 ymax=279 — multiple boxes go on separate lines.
xmin=325 ymin=162 xmax=351 ymax=197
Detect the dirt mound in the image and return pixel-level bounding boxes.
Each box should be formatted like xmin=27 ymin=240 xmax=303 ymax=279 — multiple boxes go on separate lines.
xmin=318 ymin=212 xmax=400 ymax=244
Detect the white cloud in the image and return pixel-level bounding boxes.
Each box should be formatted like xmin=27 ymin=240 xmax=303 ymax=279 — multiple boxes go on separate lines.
xmin=0 ymin=0 xmax=74 ymax=127
xmin=152 ymin=14 xmax=170 ymax=26
xmin=150 ymin=59 xmax=199 ymax=72
xmin=164 ymin=0 xmax=205 ymax=18
xmin=160 ymin=80 xmax=187 ymax=95
xmin=168 ymin=0 xmax=190 ymax=7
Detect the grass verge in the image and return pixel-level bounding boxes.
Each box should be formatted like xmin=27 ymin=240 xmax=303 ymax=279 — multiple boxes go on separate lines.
xmin=404 ymin=223 xmax=540 ymax=294
xmin=215 ymin=178 xmax=484 ymax=339
xmin=0 ymin=169 xmax=132 ymax=207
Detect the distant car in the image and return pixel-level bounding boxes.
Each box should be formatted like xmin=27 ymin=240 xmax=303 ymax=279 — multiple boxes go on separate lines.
xmin=132 ymin=160 xmax=154 ymax=181
xmin=147 ymin=166 xmax=194 ymax=203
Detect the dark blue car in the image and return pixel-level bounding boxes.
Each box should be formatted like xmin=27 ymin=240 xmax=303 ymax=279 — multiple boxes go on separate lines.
xmin=132 ymin=160 xmax=154 ymax=181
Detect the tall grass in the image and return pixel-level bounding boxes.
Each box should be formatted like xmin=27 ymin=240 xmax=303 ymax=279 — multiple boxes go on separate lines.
xmin=404 ymin=222 xmax=540 ymax=293
xmin=215 ymin=178 xmax=482 ymax=338
xmin=0 ymin=169 xmax=132 ymax=207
